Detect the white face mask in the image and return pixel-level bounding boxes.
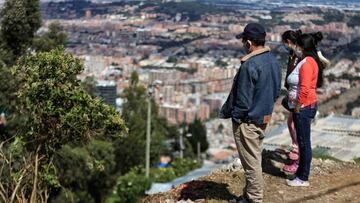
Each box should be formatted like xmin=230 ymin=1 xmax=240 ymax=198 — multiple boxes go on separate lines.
xmin=294 ymin=48 xmax=303 ymax=57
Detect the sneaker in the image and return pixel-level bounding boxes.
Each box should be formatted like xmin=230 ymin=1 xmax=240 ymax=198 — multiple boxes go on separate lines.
xmin=286 ymin=177 xmax=310 ymax=187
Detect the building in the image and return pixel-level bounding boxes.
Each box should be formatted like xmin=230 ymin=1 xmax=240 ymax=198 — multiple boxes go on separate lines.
xmin=96 ymin=81 xmax=117 ymax=107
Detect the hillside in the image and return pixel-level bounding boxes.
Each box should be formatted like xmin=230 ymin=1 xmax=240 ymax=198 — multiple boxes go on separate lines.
xmin=143 ymin=149 xmax=360 ymax=203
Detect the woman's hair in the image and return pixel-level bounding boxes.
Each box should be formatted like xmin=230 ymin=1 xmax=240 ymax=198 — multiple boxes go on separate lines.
xmin=296 ymin=32 xmax=324 ymax=88
xmin=282 ymin=29 xmax=302 ymax=44
xmin=310 ymin=32 xmax=323 ymax=46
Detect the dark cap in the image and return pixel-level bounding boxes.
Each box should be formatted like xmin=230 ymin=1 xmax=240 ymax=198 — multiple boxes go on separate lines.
xmin=236 ymin=23 xmax=266 ymax=40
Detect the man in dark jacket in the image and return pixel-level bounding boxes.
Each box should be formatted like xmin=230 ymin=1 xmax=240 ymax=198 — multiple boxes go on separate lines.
xmin=220 ymin=23 xmax=281 ymax=203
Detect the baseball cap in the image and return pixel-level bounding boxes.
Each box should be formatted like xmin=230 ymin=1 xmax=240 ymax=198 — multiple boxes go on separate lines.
xmin=236 ymin=23 xmax=266 ymax=40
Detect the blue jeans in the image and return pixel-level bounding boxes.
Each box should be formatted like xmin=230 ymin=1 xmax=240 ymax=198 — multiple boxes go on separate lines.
xmin=292 ymin=107 xmax=316 ymax=181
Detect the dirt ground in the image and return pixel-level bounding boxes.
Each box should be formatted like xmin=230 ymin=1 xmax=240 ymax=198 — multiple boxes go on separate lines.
xmin=143 ymin=149 xmax=360 ymax=203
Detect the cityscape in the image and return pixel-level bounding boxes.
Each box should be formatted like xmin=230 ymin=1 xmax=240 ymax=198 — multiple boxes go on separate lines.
xmin=0 ymin=0 xmax=359 ymax=202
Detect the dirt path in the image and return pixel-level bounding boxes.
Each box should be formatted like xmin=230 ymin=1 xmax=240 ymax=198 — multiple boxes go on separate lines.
xmin=143 ymin=149 xmax=360 ymax=203
xmin=263 ymin=164 xmax=360 ymax=203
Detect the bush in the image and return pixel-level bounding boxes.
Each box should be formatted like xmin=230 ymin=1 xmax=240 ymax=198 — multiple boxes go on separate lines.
xmin=108 ymin=158 xmax=201 ymax=202
xmin=149 ymin=158 xmax=201 ymax=183
xmin=171 ymin=158 xmax=200 ymax=177
xmin=312 ymin=146 xmax=341 ymax=162
xmin=109 ymin=170 xmax=151 ymax=203
xmin=150 ymin=168 xmax=177 ymax=183
xmin=53 ymin=139 xmax=117 ymax=202
xmin=6 ymin=48 xmax=127 ymax=202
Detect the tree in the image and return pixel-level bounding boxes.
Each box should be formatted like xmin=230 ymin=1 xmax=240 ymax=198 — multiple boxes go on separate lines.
xmin=23 ymin=0 xmax=42 ymax=36
xmin=33 ymin=22 xmax=67 ymax=52
xmin=186 ymin=118 xmax=209 ymax=153
xmin=0 ymin=0 xmax=43 ymax=139
xmin=215 ymin=59 xmax=228 ymax=67
xmin=0 ymin=65 xmax=19 ymax=140
xmin=81 ymin=76 xmax=98 ymax=97
xmin=166 ymin=56 xmax=178 ymax=63
xmin=15 ymin=49 xmax=127 ymax=152
xmin=0 ymin=0 xmax=41 ymax=58
xmin=3 ymin=49 xmax=128 ymax=202
xmin=53 ymin=140 xmax=117 ymax=203
xmin=117 ymin=72 xmax=170 ymax=173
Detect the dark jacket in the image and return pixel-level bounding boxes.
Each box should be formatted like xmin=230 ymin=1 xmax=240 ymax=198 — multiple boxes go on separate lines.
xmin=219 ymin=47 xmax=282 ymax=124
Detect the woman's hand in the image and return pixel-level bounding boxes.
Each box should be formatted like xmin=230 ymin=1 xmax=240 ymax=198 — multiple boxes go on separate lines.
xmin=294 ymin=104 xmax=301 ymax=113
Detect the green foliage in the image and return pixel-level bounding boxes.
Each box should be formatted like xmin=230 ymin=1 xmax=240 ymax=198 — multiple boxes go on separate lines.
xmin=170 ymin=158 xmax=200 ymax=178
xmin=33 ymin=22 xmax=67 ymax=52
xmin=54 ymin=139 xmax=117 ymax=202
xmin=0 ymin=66 xmax=16 ymax=108
xmin=118 ymin=72 xmax=170 ymax=173
xmin=13 ymin=49 xmax=127 ymax=153
xmin=215 ymin=59 xmax=228 ymax=67
xmin=0 ymin=1 xmax=130 ymax=202
xmin=0 ymin=0 xmax=57 ymax=140
xmin=186 ymin=118 xmax=209 ymax=153
xmin=108 ymin=158 xmax=200 ymax=203
xmin=166 ymin=56 xmax=178 ymax=63
xmin=312 ymin=146 xmax=341 ymax=162
xmin=6 ymin=49 xmax=127 ymax=202
xmin=323 ymin=9 xmax=345 ymax=22
xmin=0 ymin=138 xmax=52 ymax=202
xmin=347 ymin=14 xmax=360 ymax=27
xmin=81 ymin=76 xmax=99 ymax=97
xmin=51 ymin=188 xmax=95 ymax=203
xmin=310 ymin=20 xmax=325 ymax=25
xmin=148 ymin=158 xmax=200 ymax=183
xmin=24 ymin=0 xmax=42 ymax=35
xmin=354 ymin=157 xmax=360 ymax=164
xmin=110 ymin=170 xmax=151 ymax=203
xmin=0 ymin=0 xmax=41 ymax=57
xmin=150 ymin=168 xmax=177 ymax=183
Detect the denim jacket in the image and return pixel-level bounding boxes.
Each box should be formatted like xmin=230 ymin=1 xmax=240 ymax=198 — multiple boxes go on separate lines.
xmin=219 ymin=47 xmax=282 ymax=124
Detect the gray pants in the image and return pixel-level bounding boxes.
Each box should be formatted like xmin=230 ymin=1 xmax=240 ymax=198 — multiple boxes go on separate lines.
xmin=233 ymin=121 xmax=266 ymax=203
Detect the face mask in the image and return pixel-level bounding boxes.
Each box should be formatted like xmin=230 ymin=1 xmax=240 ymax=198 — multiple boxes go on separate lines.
xmin=294 ymin=47 xmax=303 ymax=57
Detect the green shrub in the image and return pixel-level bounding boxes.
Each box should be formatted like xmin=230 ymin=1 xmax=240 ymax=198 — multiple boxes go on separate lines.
xmin=110 ymin=170 xmax=151 ymax=203
xmin=171 ymin=158 xmax=200 ymax=177
xmin=150 ymin=168 xmax=177 ymax=183
xmin=312 ymin=146 xmax=341 ymax=162
xmin=53 ymin=139 xmax=117 ymax=202
xmin=108 ymin=158 xmax=201 ymax=202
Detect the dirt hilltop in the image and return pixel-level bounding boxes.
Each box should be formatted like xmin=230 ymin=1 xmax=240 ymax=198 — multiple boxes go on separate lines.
xmin=143 ymin=149 xmax=360 ymax=203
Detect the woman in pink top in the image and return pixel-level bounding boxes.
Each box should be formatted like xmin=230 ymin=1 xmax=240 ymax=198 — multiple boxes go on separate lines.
xmin=281 ymin=30 xmax=303 ymax=174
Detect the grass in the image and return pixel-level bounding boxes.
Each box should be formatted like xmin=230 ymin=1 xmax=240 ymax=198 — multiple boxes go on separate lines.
xmin=312 ymin=146 xmax=341 ymax=162
xmin=354 ymin=157 xmax=360 ymax=164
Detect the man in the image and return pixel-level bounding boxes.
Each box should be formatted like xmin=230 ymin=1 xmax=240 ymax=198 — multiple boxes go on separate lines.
xmin=220 ymin=23 xmax=281 ymax=203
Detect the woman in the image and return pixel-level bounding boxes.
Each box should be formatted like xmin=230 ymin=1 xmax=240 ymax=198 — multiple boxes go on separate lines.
xmin=281 ymin=30 xmax=303 ymax=174
xmin=286 ymin=32 xmax=324 ymax=187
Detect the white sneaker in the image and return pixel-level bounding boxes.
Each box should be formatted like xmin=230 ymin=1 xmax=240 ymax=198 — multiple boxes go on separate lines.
xmin=286 ymin=177 xmax=310 ymax=187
